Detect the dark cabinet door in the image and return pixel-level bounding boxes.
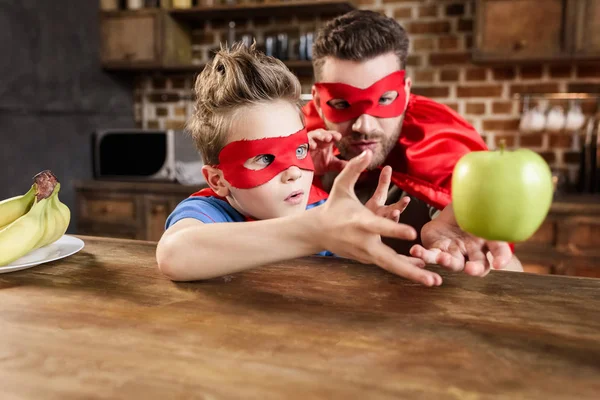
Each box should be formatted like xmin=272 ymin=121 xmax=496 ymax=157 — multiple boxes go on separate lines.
xmin=474 ymin=0 xmax=567 ymax=62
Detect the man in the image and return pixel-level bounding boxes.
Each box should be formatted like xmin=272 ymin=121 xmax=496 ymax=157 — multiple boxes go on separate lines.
xmin=304 ymin=10 xmax=523 ymax=278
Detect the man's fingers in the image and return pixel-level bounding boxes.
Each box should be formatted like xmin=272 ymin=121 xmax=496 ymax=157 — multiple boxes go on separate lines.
xmin=435 ymin=243 xmax=466 ymax=272
xmin=410 ymin=245 xmax=441 ymax=265
xmin=463 ymin=241 xmax=489 ymax=276
xmin=361 ymin=215 xmax=417 ymax=241
xmin=332 ymin=150 xmax=372 ymax=191
xmin=486 ymin=241 xmax=513 ymax=269
xmin=371 ymin=244 xmax=442 ymax=287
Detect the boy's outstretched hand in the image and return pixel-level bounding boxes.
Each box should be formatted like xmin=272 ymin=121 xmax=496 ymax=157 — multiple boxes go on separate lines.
xmin=313 ymin=149 xmax=443 ymax=287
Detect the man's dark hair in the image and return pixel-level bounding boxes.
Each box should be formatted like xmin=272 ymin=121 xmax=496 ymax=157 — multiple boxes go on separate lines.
xmin=312 ymin=10 xmax=410 ymax=80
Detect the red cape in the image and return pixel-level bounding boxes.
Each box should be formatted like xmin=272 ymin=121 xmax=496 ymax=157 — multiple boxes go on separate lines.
xmin=303 ymin=94 xmax=488 ymax=210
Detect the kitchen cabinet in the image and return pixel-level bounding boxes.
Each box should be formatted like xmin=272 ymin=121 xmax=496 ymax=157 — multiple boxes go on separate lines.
xmin=75 ymin=181 xmax=600 ymax=277
xmin=474 ymin=0 xmax=600 ymax=63
xmin=569 ymin=0 xmax=600 ymax=58
xmin=75 ymin=181 xmax=201 ymax=242
xmin=99 ymin=1 xmax=355 ymax=73
xmin=515 ymin=195 xmax=600 ymax=278
xmin=100 ymin=9 xmax=191 ymax=69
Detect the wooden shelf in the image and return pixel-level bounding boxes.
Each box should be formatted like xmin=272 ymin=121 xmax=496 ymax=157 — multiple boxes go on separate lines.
xmin=103 ymin=60 xmax=315 ymax=75
xmin=168 ymin=0 xmax=355 ymax=21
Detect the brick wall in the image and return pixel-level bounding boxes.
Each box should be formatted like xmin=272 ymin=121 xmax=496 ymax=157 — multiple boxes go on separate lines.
xmin=134 ymin=0 xmax=600 ymax=188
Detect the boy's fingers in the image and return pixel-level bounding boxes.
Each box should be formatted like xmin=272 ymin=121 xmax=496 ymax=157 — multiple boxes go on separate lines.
xmin=371 ymin=166 xmax=392 ymax=206
xmin=371 ymin=245 xmax=442 ymax=286
xmin=389 ymin=196 xmax=411 ymax=214
xmin=361 ymin=215 xmax=417 ymax=241
xmin=333 ymin=150 xmax=372 ymax=191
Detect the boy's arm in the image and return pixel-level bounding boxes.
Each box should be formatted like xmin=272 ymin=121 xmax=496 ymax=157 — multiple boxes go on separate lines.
xmin=156 ymin=212 xmax=325 ymax=281
xmin=157 ymin=150 xmax=444 ymax=286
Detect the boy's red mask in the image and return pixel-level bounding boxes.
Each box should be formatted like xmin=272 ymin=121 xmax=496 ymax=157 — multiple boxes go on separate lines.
xmin=217 ymin=128 xmax=314 ymax=189
xmin=314 ymin=70 xmax=408 ymax=123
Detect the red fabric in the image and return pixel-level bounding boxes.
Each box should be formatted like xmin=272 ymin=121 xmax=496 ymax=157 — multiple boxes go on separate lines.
xmin=314 ymin=71 xmax=407 ymax=123
xmin=304 ymin=94 xmax=487 ymax=209
xmin=303 ymin=94 xmax=515 ymax=253
xmin=217 ymin=128 xmax=313 ymax=189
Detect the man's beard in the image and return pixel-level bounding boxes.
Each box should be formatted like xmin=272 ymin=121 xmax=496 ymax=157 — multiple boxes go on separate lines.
xmin=329 ymin=115 xmax=404 ymax=170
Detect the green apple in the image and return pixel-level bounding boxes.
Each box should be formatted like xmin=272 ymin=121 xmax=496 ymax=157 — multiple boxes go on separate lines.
xmin=452 ymin=142 xmax=553 ymax=242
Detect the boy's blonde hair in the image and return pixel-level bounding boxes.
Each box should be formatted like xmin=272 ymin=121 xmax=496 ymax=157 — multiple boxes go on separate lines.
xmin=187 ymin=43 xmax=302 ymax=165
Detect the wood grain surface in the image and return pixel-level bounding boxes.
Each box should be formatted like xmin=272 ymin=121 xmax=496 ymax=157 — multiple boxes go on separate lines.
xmin=1 ymin=236 xmax=599 ymax=399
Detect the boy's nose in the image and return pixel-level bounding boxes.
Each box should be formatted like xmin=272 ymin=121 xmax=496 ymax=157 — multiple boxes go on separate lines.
xmin=281 ymin=166 xmax=302 ymax=183
xmin=352 ymin=114 xmax=380 ymax=135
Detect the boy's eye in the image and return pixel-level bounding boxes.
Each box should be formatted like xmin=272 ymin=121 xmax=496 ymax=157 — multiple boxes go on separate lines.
xmin=296 ymin=144 xmax=308 ymax=160
xmin=244 ymin=154 xmax=275 ymax=170
xmin=379 ymin=91 xmax=399 ymax=106
xmin=327 ymin=99 xmax=350 ymax=110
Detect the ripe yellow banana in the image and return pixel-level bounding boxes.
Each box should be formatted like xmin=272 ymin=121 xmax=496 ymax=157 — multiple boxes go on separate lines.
xmin=0 ymin=171 xmax=71 ymax=266
xmin=37 ymin=183 xmax=71 ymax=249
xmin=0 ymin=184 xmax=35 ymax=229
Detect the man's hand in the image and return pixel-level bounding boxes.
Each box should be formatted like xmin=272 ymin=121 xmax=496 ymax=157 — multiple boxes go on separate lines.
xmin=308 ymin=129 xmax=348 ymax=175
xmin=410 ymin=204 xmax=514 ymax=277
xmin=315 ymin=150 xmax=442 ymax=287
xmin=365 ymin=165 xmax=411 ymax=223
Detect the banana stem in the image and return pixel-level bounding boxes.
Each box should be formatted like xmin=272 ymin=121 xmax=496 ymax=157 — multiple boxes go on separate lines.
xmin=33 ymin=170 xmax=58 ymax=201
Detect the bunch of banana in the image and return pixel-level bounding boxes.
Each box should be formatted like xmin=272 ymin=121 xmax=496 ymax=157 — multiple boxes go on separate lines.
xmin=0 ymin=170 xmax=71 ymax=266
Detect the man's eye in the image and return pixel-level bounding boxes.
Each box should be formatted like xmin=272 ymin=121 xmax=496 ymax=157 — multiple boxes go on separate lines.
xmin=327 ymin=99 xmax=350 ymax=110
xmin=244 ymin=154 xmax=275 ymax=170
xmin=379 ymin=91 xmax=399 ymax=105
xmin=296 ymin=144 xmax=308 ymax=160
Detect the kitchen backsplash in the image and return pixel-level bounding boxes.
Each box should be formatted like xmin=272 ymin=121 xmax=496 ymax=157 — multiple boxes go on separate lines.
xmin=134 ymin=0 xmax=600 ymax=188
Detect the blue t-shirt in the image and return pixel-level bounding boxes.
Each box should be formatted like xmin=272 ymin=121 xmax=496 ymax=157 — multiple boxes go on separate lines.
xmin=165 ymin=196 xmax=334 ymax=257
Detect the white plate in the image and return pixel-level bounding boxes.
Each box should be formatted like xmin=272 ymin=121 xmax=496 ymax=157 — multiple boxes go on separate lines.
xmin=0 ymin=235 xmax=85 ymax=273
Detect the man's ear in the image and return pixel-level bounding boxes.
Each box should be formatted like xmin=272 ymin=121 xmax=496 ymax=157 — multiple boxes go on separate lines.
xmin=404 ymin=77 xmax=412 ymax=108
xmin=311 ymin=85 xmax=324 ymax=119
xmin=202 ymin=165 xmax=230 ymax=197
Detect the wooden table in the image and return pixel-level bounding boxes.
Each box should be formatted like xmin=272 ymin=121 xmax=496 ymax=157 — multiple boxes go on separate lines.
xmin=1 ymin=236 xmax=599 ymax=399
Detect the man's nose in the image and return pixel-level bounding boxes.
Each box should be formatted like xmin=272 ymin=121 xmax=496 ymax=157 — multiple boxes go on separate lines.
xmin=281 ymin=166 xmax=302 ymax=183
xmin=352 ymin=114 xmax=380 ymax=135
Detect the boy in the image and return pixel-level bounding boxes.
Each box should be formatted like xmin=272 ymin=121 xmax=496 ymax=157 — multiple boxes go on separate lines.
xmin=156 ymin=44 xmax=441 ymax=286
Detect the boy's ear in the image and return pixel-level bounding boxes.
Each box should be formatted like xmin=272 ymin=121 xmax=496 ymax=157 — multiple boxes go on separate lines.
xmin=311 ymin=85 xmax=324 ymax=119
xmin=202 ymin=165 xmax=230 ymax=197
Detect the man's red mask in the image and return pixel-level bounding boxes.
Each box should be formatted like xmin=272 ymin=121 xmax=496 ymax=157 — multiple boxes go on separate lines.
xmin=314 ymin=70 xmax=408 ymax=123
xmin=217 ymin=128 xmax=314 ymax=189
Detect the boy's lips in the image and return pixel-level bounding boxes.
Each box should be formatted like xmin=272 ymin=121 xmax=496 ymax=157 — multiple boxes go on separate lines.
xmin=284 ymin=190 xmax=305 ymax=205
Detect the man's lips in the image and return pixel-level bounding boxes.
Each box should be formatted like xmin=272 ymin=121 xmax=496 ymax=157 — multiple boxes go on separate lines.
xmin=350 ymin=141 xmax=379 ymax=151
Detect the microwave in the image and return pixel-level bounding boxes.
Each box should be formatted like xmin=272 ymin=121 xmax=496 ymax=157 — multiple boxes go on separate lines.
xmin=92 ymin=129 xmax=201 ymax=182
